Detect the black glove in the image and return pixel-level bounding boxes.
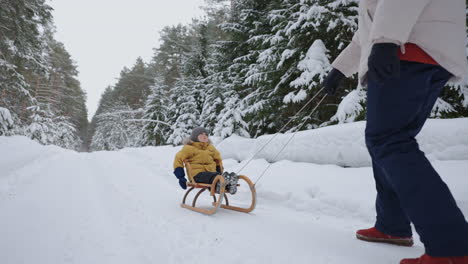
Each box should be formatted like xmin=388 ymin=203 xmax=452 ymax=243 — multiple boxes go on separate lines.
xmin=178 ymin=178 xmax=187 ymax=190
xmin=367 ymin=43 xmax=400 ymax=83
xmin=324 ymin=68 xmax=345 ymax=95
xmin=173 ymin=167 xmax=187 ymax=190
xmin=216 ymin=165 xmax=222 ymax=174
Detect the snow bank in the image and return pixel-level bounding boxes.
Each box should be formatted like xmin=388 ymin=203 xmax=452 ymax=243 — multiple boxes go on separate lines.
xmin=217 ymin=118 xmax=468 ymax=167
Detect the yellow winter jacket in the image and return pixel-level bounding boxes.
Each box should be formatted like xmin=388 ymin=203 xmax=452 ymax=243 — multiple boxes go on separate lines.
xmin=173 ymin=140 xmax=222 ymax=179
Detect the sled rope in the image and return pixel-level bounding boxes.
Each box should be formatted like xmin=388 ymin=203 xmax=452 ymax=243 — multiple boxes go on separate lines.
xmin=253 ymin=94 xmax=327 ymax=185
xmin=236 ymin=87 xmax=326 ymax=176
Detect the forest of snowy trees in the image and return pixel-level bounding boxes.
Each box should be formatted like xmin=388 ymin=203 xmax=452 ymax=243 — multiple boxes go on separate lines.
xmin=88 ymin=0 xmax=468 ymax=151
xmin=0 ymin=0 xmax=88 ymax=150
xmin=2 ymin=0 xmax=468 ymax=152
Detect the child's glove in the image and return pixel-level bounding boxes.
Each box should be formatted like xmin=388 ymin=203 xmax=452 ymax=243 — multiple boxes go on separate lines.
xmin=216 ymin=165 xmax=222 ymax=174
xmin=174 ymin=167 xmax=185 ymax=178
xmin=174 ymin=167 xmax=187 ymax=190
xmin=178 ymin=178 xmax=187 ymax=190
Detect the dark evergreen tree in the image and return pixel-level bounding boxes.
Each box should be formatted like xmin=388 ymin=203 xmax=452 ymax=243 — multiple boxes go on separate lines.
xmin=152 ymin=25 xmax=190 ymax=87
xmin=113 ymin=57 xmax=153 ymax=109
xmin=0 ymin=0 xmax=53 ymax=128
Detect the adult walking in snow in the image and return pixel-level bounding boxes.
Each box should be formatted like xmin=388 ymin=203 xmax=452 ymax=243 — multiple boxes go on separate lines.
xmin=323 ymin=0 xmax=468 ymax=263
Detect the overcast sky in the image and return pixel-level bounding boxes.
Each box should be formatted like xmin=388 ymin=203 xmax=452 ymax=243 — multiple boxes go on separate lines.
xmin=48 ymin=0 xmax=206 ymax=120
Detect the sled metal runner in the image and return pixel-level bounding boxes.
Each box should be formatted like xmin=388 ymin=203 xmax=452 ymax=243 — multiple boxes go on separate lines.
xmin=181 ymin=160 xmax=256 ymax=215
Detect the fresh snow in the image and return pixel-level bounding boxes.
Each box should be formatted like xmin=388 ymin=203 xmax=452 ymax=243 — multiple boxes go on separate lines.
xmin=217 ymin=118 xmax=468 ymax=167
xmin=1 ymin=119 xmax=467 ymax=264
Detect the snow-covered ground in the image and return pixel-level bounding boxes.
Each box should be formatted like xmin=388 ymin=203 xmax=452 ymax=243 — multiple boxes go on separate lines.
xmin=1 ymin=119 xmax=467 ymax=264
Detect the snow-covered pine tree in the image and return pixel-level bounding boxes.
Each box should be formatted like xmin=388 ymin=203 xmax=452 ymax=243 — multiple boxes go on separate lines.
xmin=113 ymin=58 xmax=153 ymax=109
xmin=201 ymin=74 xmax=227 ymax=134
xmin=87 ymin=86 xmax=114 ymax=149
xmin=238 ymin=0 xmax=289 ymax=136
xmin=140 ymin=78 xmax=170 ymax=146
xmin=432 ymin=82 xmax=468 ymax=118
xmin=147 ymin=24 xmax=202 ymax=145
xmin=166 ymin=78 xmax=201 ymax=145
xmin=51 ymin=115 xmax=81 ymax=150
xmin=90 ymin=103 xmax=143 ymax=151
xmin=180 ymin=20 xmax=212 ymax=122
xmin=0 ymin=3 xmax=87 ymax=150
xmin=0 ymin=107 xmax=14 ymax=135
xmin=0 ymin=0 xmax=53 ymax=130
xmin=45 ymin=35 xmax=88 ymax=142
xmin=267 ymin=0 xmax=359 ymax=128
xmin=210 ymin=0 xmax=273 ymax=137
xmin=199 ymin=2 xmax=251 ymax=138
xmin=41 ymin=32 xmax=88 ymax=149
xmin=199 ymin=30 xmax=228 ymax=133
xmin=213 ymin=89 xmax=250 ymax=138
xmin=89 ymin=57 xmax=155 ymax=150
xmin=26 ymin=102 xmax=80 ymax=148
xmin=26 ymin=103 xmax=56 ymax=145
xmin=151 ymin=19 xmax=232 ymax=143
xmin=206 ymin=47 xmax=250 ymax=139
xmin=215 ymin=0 xmax=359 ymax=136
xmin=328 ymin=84 xmax=366 ymax=124
xmin=152 ymin=25 xmax=190 ymax=88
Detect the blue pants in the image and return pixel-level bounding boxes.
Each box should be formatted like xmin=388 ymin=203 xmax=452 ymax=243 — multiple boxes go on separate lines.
xmin=194 ymin=171 xmax=218 ymax=184
xmin=365 ymin=61 xmax=468 ymax=257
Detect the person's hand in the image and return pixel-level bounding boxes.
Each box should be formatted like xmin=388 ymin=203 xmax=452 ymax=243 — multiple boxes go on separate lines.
xmin=178 ymin=178 xmax=187 ymax=190
xmin=174 ymin=167 xmax=185 ymax=178
xmin=174 ymin=167 xmax=187 ymax=189
xmin=216 ymin=165 xmax=222 ymax=174
xmin=368 ymin=43 xmax=400 ymax=83
xmin=324 ymin=68 xmax=346 ymax=95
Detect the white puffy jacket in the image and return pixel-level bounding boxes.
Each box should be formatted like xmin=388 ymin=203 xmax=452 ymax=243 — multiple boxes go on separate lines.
xmin=332 ymin=0 xmax=468 ymax=84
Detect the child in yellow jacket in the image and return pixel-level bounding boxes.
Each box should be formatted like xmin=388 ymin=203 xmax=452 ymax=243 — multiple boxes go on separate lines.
xmin=173 ymin=127 xmax=237 ymax=193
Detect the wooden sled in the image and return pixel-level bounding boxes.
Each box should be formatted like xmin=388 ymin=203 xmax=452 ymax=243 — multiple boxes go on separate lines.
xmin=181 ymin=160 xmax=256 ymax=215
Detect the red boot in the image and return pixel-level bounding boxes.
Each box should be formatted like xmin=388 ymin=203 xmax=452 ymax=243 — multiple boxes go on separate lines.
xmin=356 ymin=227 xmax=413 ymax=246
xmin=400 ymin=254 xmax=468 ymax=264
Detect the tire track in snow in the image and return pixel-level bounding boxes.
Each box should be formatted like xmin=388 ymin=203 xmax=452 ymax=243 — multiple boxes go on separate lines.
xmin=0 ymin=151 xmax=138 ymax=264
xmin=85 ymin=150 xmax=184 ymax=264
xmin=0 ymin=151 xmax=65 ymax=204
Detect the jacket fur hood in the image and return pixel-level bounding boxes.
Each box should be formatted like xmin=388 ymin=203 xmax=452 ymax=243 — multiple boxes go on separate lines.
xmin=183 ymin=138 xmax=212 ymax=145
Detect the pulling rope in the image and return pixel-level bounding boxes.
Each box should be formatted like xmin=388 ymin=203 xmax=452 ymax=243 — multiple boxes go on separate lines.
xmin=254 ymin=94 xmax=327 ymax=185
xmin=234 ymin=88 xmax=327 ymax=180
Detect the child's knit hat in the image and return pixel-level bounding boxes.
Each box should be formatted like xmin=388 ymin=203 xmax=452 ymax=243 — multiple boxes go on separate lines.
xmin=190 ymin=127 xmax=208 ymax=142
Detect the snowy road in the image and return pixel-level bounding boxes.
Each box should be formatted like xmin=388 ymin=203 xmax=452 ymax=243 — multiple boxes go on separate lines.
xmin=1 ymin=136 xmax=467 ymax=264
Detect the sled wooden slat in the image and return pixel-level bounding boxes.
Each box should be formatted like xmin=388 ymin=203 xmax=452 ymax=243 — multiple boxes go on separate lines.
xmin=181 ymin=160 xmax=256 ymax=215
xmin=181 ymin=175 xmax=225 ymax=215
xmin=219 ymin=175 xmax=256 ymax=213
xmin=187 ymin=183 xmax=212 ymax=188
